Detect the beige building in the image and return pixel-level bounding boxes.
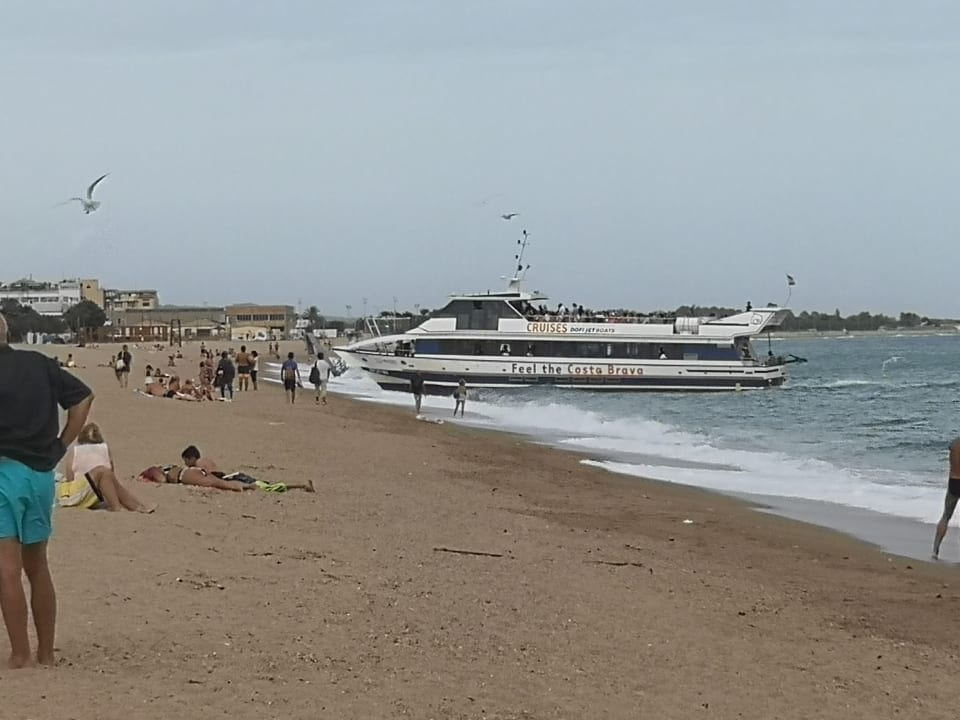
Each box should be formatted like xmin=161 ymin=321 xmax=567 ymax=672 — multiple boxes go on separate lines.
xmin=80 ymin=279 xmax=105 ymax=308
xmin=105 ymin=289 xmax=160 ymax=312
xmin=108 ymin=306 xmax=227 ymax=342
xmin=226 ymin=304 xmax=296 ymax=340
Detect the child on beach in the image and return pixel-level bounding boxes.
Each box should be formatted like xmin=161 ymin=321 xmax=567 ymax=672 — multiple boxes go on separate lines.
xmin=453 ymin=379 xmax=467 ymax=417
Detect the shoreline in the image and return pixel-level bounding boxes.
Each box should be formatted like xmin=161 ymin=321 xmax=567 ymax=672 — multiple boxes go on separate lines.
xmin=6 ymin=341 xmax=960 ymax=718
xmin=308 ymin=362 xmax=949 ymax=564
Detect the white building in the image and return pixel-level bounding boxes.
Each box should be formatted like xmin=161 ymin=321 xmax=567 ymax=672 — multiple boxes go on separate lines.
xmin=0 ymin=278 xmax=85 ymax=316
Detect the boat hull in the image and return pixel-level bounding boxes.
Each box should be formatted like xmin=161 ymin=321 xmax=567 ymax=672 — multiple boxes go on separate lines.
xmin=337 ymin=350 xmax=787 ymax=394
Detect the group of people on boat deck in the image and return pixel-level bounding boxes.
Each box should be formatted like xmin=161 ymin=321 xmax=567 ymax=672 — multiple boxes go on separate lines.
xmin=518 ymin=302 xmax=724 ymax=324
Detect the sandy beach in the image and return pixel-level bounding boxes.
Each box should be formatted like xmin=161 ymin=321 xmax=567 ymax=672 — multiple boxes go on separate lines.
xmin=2 ymin=341 xmax=959 ymax=719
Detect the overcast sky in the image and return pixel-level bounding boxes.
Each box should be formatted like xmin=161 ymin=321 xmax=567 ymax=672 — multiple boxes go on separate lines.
xmin=1 ymin=1 xmax=958 ymax=316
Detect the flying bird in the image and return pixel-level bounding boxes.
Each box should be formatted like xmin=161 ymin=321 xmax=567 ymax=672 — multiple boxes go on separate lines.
xmin=60 ymin=173 xmax=109 ymax=214
xmin=501 ymin=212 xmax=519 ymax=221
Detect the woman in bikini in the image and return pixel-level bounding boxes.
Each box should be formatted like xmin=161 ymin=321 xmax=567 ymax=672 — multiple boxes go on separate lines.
xmin=138 ymin=465 xmax=258 ymax=492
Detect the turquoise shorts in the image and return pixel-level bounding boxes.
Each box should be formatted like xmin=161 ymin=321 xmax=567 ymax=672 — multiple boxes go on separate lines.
xmin=0 ymin=458 xmax=55 ymax=545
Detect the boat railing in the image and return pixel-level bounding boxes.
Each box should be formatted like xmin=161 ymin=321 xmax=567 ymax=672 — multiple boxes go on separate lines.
xmin=521 ymin=313 xmax=703 ymax=324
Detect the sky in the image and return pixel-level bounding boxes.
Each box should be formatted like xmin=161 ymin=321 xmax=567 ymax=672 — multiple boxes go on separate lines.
xmin=1 ymin=1 xmax=958 ymax=316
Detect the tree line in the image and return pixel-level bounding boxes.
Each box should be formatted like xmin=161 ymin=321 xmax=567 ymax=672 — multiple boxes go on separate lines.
xmin=652 ymin=306 xmax=951 ymax=332
xmin=0 ymin=299 xmax=106 ymax=342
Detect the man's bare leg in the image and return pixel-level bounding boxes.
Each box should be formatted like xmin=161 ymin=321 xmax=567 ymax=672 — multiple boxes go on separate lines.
xmin=0 ymin=538 xmax=32 ymax=668
xmin=21 ymin=542 xmax=56 ymax=666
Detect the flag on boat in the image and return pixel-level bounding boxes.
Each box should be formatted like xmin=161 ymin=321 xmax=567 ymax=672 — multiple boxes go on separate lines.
xmin=786 ymin=274 xmax=796 ymax=286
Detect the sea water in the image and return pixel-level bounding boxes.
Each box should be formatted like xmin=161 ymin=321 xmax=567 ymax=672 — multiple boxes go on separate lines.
xmin=307 ymin=334 xmax=960 ymax=524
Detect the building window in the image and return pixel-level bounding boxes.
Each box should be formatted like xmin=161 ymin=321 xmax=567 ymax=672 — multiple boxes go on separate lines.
xmin=269 ymin=314 xmax=286 ymax=321
xmin=235 ymin=314 xmax=252 ymax=322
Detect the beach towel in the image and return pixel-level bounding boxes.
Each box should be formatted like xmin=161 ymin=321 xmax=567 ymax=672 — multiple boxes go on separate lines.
xmin=56 ymin=476 xmax=100 ymax=509
xmin=254 ymin=480 xmax=287 ymax=493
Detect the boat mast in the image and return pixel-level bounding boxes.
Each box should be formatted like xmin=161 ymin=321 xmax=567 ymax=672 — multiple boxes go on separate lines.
xmin=508 ymin=229 xmax=531 ymax=291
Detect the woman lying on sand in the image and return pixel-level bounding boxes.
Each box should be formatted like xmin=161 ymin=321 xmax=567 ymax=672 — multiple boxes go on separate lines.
xmin=61 ymin=423 xmax=156 ymax=512
xmin=137 ymin=465 xmax=314 ymax=493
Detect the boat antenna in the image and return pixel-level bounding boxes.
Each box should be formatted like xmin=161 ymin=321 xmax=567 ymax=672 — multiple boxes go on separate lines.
xmin=507 ymin=229 xmax=532 ymax=288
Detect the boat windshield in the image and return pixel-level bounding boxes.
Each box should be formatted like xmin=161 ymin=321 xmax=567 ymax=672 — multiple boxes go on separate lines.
xmin=432 ymin=299 xmax=524 ymax=330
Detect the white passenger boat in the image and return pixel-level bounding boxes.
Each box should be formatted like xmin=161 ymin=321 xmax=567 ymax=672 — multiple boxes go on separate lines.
xmin=338 ymin=234 xmax=796 ymax=393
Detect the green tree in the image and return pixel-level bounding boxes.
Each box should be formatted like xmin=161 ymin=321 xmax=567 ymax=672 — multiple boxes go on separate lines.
xmin=301 ymin=305 xmax=325 ymax=331
xmin=0 ymin=300 xmax=66 ymax=341
xmin=63 ymin=300 xmax=107 ymax=334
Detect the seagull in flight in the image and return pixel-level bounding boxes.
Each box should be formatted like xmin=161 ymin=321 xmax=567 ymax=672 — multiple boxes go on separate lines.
xmin=501 ymin=212 xmax=519 ymax=221
xmin=60 ymin=173 xmax=109 ymax=214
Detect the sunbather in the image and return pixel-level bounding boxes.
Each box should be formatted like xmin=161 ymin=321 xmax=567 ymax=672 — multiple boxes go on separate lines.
xmin=138 ymin=464 xmax=256 ymax=491
xmin=62 ymin=423 xmax=155 ymax=512
xmin=179 ymin=445 xmax=314 ymax=492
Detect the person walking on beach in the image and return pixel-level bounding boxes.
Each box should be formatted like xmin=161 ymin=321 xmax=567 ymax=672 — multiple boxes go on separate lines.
xmin=118 ymin=345 xmax=132 ymax=389
xmin=453 ymin=378 xmax=467 ymax=417
xmin=309 ymin=357 xmax=329 ymax=405
xmin=235 ymin=345 xmax=252 ymax=392
xmin=410 ymin=371 xmax=425 ymax=415
xmin=933 ymin=438 xmax=960 ymax=559
xmin=215 ymin=351 xmax=235 ymax=400
xmin=250 ymin=350 xmax=260 ymax=390
xmin=0 ymin=312 xmax=94 ymax=668
xmin=281 ymin=352 xmax=302 ymax=404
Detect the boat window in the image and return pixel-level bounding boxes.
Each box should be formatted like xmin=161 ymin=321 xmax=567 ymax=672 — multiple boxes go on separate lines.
xmin=432 ymin=300 xmax=476 ymax=317
xmin=427 ymin=339 xmax=743 ymax=360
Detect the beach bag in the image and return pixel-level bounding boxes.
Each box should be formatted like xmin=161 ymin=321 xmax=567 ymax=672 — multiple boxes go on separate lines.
xmin=308 ymin=365 xmax=320 ymax=385
xmin=115 ymin=358 xmax=126 ymax=371
xmin=56 ymin=477 xmax=99 ymax=509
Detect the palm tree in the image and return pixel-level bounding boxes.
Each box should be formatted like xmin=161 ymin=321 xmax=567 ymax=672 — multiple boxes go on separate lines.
xmin=302 ymin=305 xmax=324 ymax=331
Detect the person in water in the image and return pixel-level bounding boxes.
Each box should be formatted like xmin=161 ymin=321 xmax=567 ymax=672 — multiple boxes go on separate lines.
xmin=932 ymin=438 xmax=960 ymax=559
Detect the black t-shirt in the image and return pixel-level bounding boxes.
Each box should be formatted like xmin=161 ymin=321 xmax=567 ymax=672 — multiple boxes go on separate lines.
xmin=217 ymin=358 xmax=236 ymax=383
xmin=0 ymin=346 xmax=92 ymax=471
xmin=410 ymin=375 xmax=424 ymax=394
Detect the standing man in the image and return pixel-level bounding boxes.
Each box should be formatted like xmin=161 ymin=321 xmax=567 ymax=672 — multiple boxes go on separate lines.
xmin=119 ymin=344 xmax=132 ymax=389
xmin=281 ymin=352 xmax=302 ymax=404
xmin=933 ymin=438 xmax=960 ymax=559
xmin=215 ymin=351 xmax=235 ymax=400
xmin=0 ymin=313 xmax=93 ymax=668
xmin=235 ymin=345 xmax=252 ymax=392
xmin=309 ymin=357 xmax=330 ymax=405
xmin=410 ymin=371 xmax=425 ymax=415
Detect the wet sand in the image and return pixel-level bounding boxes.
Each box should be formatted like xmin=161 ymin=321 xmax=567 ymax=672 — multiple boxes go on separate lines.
xmin=3 ymin=341 xmax=960 ymax=720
